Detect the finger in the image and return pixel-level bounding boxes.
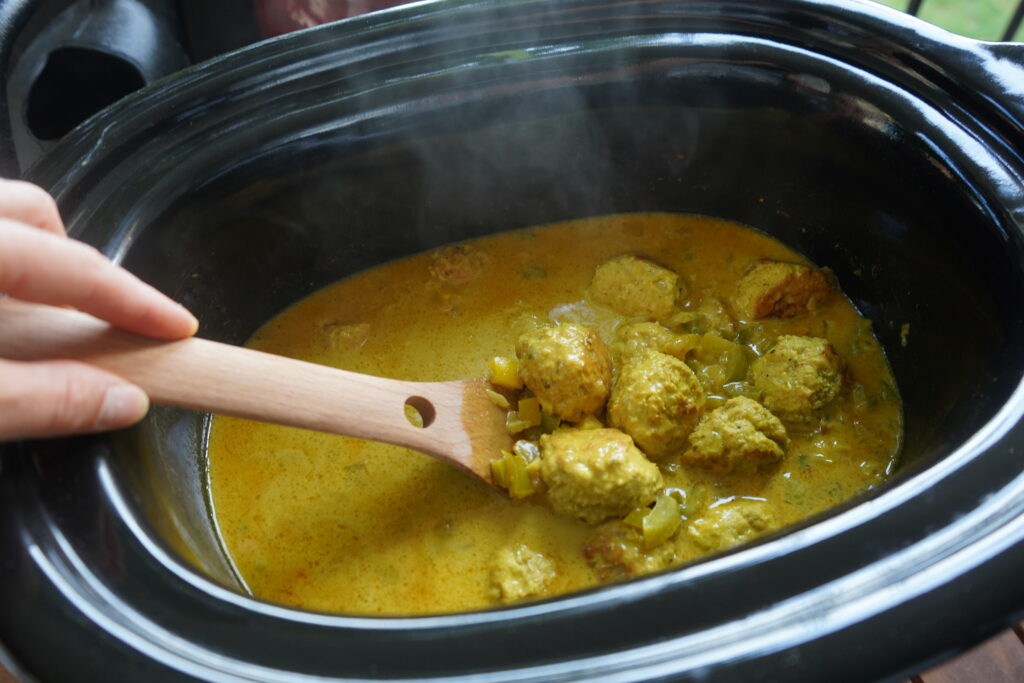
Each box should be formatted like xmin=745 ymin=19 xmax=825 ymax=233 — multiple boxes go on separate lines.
xmin=0 ymin=358 xmax=149 ymax=440
xmin=0 ymin=220 xmax=198 ymax=339
xmin=0 ymin=179 xmax=65 ymax=235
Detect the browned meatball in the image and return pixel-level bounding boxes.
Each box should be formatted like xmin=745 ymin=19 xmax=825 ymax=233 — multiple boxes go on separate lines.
xmin=589 ymin=254 xmax=679 ymax=321
xmin=684 ymin=397 xmax=788 ymax=474
xmin=607 ymin=350 xmax=705 ymax=459
xmin=539 ymin=428 xmax=663 ymax=524
xmin=749 ymin=335 xmax=843 ymax=421
xmin=582 ymin=521 xmax=676 ymax=582
xmin=428 ymin=244 xmax=489 ymax=285
xmin=732 ymin=260 xmax=831 ymax=321
xmin=516 ymin=324 xmax=612 ymax=421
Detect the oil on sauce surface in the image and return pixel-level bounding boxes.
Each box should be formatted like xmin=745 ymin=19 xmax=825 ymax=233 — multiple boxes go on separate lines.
xmin=207 ymin=213 xmax=901 ymax=615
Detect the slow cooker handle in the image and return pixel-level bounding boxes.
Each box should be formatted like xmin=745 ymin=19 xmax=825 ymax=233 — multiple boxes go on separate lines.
xmin=0 ymin=0 xmax=39 ymax=178
xmin=0 ymin=0 xmax=190 ymax=178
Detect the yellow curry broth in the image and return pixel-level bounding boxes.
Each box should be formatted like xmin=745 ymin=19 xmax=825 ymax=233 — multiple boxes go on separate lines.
xmin=207 ymin=213 xmax=901 ymax=615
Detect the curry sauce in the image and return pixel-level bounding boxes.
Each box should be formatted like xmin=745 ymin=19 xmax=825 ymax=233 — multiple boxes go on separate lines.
xmin=206 ymin=213 xmax=902 ymax=615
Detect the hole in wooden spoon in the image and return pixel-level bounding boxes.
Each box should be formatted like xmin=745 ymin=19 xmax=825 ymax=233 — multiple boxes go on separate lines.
xmin=404 ymin=396 xmax=436 ymax=428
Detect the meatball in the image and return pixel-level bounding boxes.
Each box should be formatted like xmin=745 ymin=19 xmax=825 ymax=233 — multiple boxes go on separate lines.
xmin=490 ymin=543 xmax=556 ymax=603
xmin=516 ymin=323 xmax=612 ymax=422
xmin=687 ymin=499 xmax=777 ymax=551
xmin=684 ymin=397 xmax=788 ymax=474
xmin=750 ymin=335 xmax=843 ymax=421
xmin=589 ymin=254 xmax=679 ymax=321
xmin=582 ymin=521 xmax=676 ymax=582
xmin=540 ymin=428 xmax=663 ymax=524
xmin=607 ymin=350 xmax=706 ymax=460
xmin=428 ymin=244 xmax=489 ymax=285
xmin=732 ymin=260 xmax=831 ymax=321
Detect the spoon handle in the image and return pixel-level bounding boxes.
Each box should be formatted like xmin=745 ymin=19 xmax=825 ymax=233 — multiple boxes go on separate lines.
xmin=0 ymin=299 xmax=461 ymax=454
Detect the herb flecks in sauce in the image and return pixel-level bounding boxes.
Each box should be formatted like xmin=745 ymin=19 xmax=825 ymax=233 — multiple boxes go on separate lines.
xmin=207 ymin=213 xmax=902 ymax=616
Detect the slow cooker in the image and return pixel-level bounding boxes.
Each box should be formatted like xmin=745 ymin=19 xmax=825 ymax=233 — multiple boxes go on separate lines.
xmin=2 ymin=0 xmax=1024 ymax=680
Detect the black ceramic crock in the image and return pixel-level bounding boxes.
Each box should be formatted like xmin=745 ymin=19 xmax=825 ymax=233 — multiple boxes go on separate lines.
xmin=2 ymin=0 xmax=1024 ymax=680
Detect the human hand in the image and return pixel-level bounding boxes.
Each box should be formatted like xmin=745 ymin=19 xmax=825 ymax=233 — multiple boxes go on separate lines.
xmin=0 ymin=179 xmax=198 ymax=440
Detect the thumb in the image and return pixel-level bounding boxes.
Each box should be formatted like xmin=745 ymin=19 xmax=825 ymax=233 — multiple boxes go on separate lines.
xmin=0 ymin=358 xmax=150 ymax=440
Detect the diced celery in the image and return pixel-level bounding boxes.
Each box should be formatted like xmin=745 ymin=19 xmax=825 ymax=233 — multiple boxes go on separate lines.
xmin=737 ymin=324 xmax=772 ymax=356
xmin=663 ymin=487 xmax=687 ymax=504
xmin=487 ymin=450 xmax=536 ymax=499
xmin=490 ymin=451 xmax=536 ymax=499
xmin=681 ymin=312 xmax=711 ymax=334
xmin=664 ymin=310 xmax=699 ymax=327
xmin=540 ymin=410 xmax=561 ymax=434
xmin=623 ymin=507 xmax=649 ymax=528
xmin=705 ymin=395 xmax=727 ymax=409
xmin=524 ymin=458 xmax=543 ymax=487
xmin=505 ymin=410 xmax=531 ymax=434
xmin=486 ymin=389 xmax=510 ymax=408
xmin=490 ymin=461 xmax=504 ymax=488
xmin=692 ymin=333 xmax=733 ymax=366
xmin=517 ymin=397 xmax=542 ymax=427
xmin=507 ymin=455 xmax=536 ymax=499
xmin=722 ymin=381 xmax=761 ymax=400
xmin=721 ymin=344 xmax=749 ymax=383
xmin=664 ymin=332 xmax=702 ymax=360
xmin=490 ymin=450 xmax=515 ymax=489
xmin=691 ymin=333 xmax=748 ymax=390
xmin=520 ymin=426 xmax=543 ymax=441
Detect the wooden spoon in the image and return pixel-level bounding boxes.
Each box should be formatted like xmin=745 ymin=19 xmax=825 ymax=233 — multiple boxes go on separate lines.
xmin=0 ymin=299 xmax=512 ymax=485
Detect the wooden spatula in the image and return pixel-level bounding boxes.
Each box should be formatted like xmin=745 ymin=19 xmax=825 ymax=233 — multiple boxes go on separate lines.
xmin=0 ymin=299 xmax=512 ymax=485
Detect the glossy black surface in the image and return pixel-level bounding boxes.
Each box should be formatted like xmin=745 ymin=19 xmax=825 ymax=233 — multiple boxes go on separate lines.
xmin=2 ymin=0 xmax=1024 ymax=680
xmin=0 ymin=0 xmax=191 ymax=173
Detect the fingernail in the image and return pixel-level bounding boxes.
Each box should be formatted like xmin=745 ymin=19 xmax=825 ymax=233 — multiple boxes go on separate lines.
xmin=97 ymin=385 xmax=150 ymax=429
xmin=179 ymin=306 xmax=200 ymax=335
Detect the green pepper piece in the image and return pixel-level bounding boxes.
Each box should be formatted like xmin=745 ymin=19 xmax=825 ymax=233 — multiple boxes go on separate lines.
xmin=643 ymin=494 xmax=681 ymax=549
